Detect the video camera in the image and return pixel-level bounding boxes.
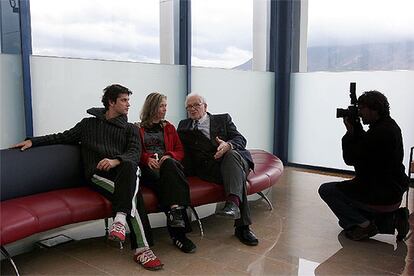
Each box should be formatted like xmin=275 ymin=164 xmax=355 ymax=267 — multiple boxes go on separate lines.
xmin=336 ymin=82 xmax=358 ymax=120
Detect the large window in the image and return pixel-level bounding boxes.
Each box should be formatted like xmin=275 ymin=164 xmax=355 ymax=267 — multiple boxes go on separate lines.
xmin=30 ymin=0 xmax=160 ymax=63
xmin=192 ymin=0 xmax=253 ymax=70
xmin=0 ymin=0 xmax=21 ymax=54
xmin=307 ymin=0 xmax=414 ymax=72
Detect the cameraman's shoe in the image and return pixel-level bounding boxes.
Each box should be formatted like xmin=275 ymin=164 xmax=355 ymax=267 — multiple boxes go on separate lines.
xmin=395 ymin=207 xmax=409 ymax=241
xmin=345 ymin=222 xmax=378 ymax=241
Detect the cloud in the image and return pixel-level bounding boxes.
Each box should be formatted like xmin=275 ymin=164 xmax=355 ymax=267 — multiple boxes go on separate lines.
xmin=307 ymin=0 xmax=414 ymax=47
xmin=191 ymin=0 xmax=253 ymax=68
xmin=30 ymin=0 xmax=160 ymax=62
xmin=30 ymin=0 xmax=254 ymax=68
xmin=30 ymin=0 xmax=413 ymax=67
xmin=192 ymin=46 xmax=252 ymax=69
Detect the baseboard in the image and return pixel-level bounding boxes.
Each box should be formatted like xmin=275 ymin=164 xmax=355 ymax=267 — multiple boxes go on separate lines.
xmin=287 ymin=162 xmax=355 ymax=176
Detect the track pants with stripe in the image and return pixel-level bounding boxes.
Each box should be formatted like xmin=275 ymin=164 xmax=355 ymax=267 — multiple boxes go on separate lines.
xmin=90 ymin=161 xmax=149 ymax=249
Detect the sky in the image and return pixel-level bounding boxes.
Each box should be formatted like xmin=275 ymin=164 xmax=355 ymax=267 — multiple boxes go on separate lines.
xmin=307 ymin=0 xmax=414 ymax=47
xmin=191 ymin=0 xmax=253 ymax=68
xmin=30 ymin=0 xmax=160 ymax=63
xmin=29 ymin=0 xmax=414 ymax=68
xmin=30 ymin=0 xmax=253 ymax=68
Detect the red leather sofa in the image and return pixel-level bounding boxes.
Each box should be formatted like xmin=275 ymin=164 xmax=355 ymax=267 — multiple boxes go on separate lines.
xmin=0 ymin=145 xmax=283 ymax=273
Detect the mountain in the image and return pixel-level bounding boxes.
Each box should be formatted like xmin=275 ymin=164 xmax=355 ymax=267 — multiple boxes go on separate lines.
xmin=308 ymin=41 xmax=414 ymax=71
xmin=233 ymin=58 xmax=252 ymax=71
xmin=230 ymin=41 xmax=414 ymax=72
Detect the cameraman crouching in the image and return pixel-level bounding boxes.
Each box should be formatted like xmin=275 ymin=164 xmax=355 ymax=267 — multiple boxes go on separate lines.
xmin=319 ymin=90 xmax=410 ymax=241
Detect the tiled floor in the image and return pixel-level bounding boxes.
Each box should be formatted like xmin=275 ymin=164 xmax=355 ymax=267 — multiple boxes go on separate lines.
xmin=1 ymin=167 xmax=413 ymax=275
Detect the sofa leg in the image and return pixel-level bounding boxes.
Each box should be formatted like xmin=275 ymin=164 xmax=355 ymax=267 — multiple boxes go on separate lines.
xmin=188 ymin=206 xmax=204 ymax=237
xmin=257 ymin=191 xmax=273 ymax=211
xmin=1 ymin=246 xmax=20 ymax=276
xmin=104 ymin=218 xmax=109 ymax=237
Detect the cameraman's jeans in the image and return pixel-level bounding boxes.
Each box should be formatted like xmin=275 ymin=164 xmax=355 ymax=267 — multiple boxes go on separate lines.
xmin=319 ymin=181 xmax=376 ymax=230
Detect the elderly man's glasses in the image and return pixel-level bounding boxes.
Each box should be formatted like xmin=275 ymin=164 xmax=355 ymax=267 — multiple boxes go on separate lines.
xmin=186 ymin=103 xmax=204 ymax=110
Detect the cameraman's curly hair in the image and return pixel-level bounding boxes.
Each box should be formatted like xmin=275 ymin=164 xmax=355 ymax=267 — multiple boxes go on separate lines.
xmin=101 ymin=84 xmax=132 ymax=110
xmin=358 ymin=90 xmax=390 ymax=117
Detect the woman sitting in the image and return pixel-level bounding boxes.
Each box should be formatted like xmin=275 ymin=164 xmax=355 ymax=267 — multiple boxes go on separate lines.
xmin=138 ymin=92 xmax=196 ymax=253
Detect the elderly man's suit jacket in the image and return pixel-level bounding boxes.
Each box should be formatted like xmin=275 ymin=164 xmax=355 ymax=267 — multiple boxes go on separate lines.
xmin=177 ymin=113 xmax=254 ymax=178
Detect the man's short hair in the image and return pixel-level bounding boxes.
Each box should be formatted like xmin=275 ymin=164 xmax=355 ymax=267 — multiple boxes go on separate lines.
xmin=185 ymin=93 xmax=207 ymax=106
xmin=102 ymin=84 xmax=132 ymax=110
xmin=358 ymin=90 xmax=390 ymax=117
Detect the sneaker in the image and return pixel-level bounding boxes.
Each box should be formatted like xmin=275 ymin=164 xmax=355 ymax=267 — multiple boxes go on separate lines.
xmin=173 ymin=236 xmax=197 ymax=253
xmin=168 ymin=207 xmax=185 ymax=228
xmin=134 ymin=248 xmax=164 ymax=271
xmin=395 ymin=207 xmax=410 ymax=241
xmin=345 ymin=222 xmax=378 ymax=241
xmin=108 ymin=221 xmax=126 ymax=242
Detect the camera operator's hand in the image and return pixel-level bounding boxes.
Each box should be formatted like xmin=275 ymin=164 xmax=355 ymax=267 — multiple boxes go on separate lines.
xmin=343 ymin=117 xmax=354 ymax=134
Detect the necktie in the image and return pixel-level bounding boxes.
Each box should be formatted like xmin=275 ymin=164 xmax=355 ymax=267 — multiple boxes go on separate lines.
xmin=193 ymin=120 xmax=199 ymax=130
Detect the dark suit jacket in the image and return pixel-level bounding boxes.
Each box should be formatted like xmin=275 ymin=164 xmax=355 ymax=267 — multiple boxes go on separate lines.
xmin=177 ymin=113 xmax=254 ymax=175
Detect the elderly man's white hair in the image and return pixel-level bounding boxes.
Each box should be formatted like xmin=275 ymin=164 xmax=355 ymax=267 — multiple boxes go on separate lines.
xmin=185 ymin=93 xmax=207 ymax=106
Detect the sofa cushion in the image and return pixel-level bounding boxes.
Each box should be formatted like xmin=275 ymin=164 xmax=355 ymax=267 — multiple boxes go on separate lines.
xmin=187 ymin=177 xmax=227 ymax=207
xmin=0 ymin=145 xmax=86 ymax=201
xmin=0 ymin=187 xmax=111 ymax=245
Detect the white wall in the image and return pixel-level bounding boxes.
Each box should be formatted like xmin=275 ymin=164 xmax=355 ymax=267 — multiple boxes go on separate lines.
xmin=0 ymin=54 xmax=25 ymax=148
xmin=30 ymin=56 xmax=187 ymax=135
xmin=289 ymin=71 xmax=414 ymax=170
xmin=6 ymin=56 xmax=413 ymax=170
xmin=192 ymin=67 xmax=275 ymax=152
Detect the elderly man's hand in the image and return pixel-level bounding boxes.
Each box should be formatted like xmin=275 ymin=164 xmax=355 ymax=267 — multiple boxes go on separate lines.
xmin=214 ymin=137 xmax=231 ymax=159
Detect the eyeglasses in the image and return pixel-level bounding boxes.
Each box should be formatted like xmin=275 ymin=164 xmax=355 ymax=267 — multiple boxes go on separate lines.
xmin=185 ymin=103 xmax=204 ymax=110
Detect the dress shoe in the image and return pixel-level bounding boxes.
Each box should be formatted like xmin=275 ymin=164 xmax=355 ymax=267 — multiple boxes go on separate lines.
xmin=345 ymin=222 xmax=378 ymax=241
xmin=395 ymin=207 xmax=409 ymax=241
xmin=215 ymin=201 xmax=241 ymax=219
xmin=235 ymin=226 xmax=259 ymax=246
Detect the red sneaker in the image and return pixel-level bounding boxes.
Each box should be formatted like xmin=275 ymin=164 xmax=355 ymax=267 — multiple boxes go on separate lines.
xmin=108 ymin=221 xmax=126 ymax=242
xmin=134 ymin=248 xmax=164 ymax=271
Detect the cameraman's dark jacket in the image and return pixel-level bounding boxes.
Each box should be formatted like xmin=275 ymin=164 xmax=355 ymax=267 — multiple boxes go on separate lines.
xmin=338 ymin=116 xmax=409 ymax=205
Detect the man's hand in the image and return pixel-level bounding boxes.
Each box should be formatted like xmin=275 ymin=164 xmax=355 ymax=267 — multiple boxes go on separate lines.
xmin=214 ymin=137 xmax=231 ymax=159
xmin=96 ymin=158 xmax=121 ymax=171
xmin=343 ymin=117 xmax=354 ymax=134
xmin=148 ymin=157 xmax=160 ymax=170
xmin=11 ymin=140 xmax=33 ymax=151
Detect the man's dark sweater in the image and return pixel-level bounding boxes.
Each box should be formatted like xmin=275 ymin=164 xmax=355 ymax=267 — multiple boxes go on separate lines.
xmin=338 ymin=116 xmax=409 ymax=205
xmin=30 ymin=108 xmax=141 ymax=179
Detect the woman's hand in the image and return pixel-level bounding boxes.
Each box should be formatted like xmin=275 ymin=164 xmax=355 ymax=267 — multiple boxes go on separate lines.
xmin=159 ymin=155 xmax=172 ymax=166
xmin=148 ymin=157 xmax=160 ymax=170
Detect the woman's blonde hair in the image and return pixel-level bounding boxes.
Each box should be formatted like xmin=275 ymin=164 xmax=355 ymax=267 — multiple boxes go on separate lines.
xmin=140 ymin=92 xmax=167 ymax=128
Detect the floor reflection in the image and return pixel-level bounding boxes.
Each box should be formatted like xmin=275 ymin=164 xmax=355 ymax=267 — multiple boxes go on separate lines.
xmin=1 ymin=168 xmax=412 ymax=275
xmin=315 ymin=231 xmax=408 ymax=275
